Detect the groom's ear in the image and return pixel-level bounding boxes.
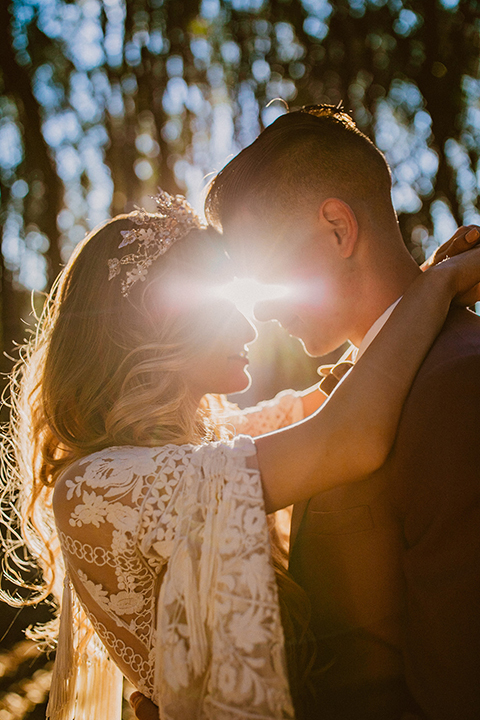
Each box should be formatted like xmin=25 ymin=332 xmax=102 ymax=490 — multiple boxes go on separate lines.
xmin=319 ymin=199 xmax=358 ymax=258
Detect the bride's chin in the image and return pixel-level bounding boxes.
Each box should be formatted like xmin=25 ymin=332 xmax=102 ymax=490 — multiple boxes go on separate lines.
xmin=223 ymin=369 xmax=252 ymax=396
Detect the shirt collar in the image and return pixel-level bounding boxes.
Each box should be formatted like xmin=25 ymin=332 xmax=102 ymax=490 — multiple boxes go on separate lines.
xmin=353 ymin=297 xmax=402 ymax=361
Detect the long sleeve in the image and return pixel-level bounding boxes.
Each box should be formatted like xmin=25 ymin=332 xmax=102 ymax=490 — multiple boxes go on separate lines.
xmin=220 ymin=389 xmax=304 ymax=437
xmin=219 ymin=389 xmax=304 ymax=551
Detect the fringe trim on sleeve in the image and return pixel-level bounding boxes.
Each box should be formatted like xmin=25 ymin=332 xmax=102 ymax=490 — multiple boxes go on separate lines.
xmin=46 ymin=574 xmax=76 ymax=720
xmin=46 ymin=573 xmax=124 ymax=720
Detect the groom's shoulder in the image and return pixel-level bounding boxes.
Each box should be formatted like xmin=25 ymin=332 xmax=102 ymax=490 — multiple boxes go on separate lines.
xmin=387 ymin=306 xmax=480 ymax=506
xmin=396 ymin=306 xmax=480 ymax=429
xmin=436 ymin=305 xmax=480 ymax=347
xmin=415 ymin=306 xmax=480 ymax=379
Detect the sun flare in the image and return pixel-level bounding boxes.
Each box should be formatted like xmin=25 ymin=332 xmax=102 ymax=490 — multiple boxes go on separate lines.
xmin=215 ymin=278 xmax=290 ymax=319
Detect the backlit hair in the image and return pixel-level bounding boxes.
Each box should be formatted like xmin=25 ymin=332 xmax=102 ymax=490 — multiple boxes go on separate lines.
xmin=1 ymin=213 xmax=315 ymax=714
xmin=205 ymin=104 xmax=393 ymax=233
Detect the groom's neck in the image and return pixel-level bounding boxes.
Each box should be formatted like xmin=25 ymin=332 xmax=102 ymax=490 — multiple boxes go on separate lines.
xmin=348 ymin=236 xmax=422 ymax=348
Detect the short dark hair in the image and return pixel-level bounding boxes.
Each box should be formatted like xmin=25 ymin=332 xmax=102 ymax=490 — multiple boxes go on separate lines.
xmin=205 ymin=105 xmax=393 ymax=232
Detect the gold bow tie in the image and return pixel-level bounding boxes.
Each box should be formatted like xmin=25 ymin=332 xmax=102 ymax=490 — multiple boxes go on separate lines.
xmin=318 ymin=360 xmax=354 ymax=396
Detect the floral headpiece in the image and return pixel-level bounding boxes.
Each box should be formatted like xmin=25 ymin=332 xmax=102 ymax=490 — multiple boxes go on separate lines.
xmin=107 ymin=190 xmax=205 ymax=297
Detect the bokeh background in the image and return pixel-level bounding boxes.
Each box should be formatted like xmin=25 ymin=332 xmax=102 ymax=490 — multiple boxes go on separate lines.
xmin=0 ymin=0 xmax=479 ymax=717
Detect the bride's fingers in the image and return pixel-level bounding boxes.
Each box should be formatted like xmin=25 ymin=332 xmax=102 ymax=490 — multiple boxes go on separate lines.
xmin=440 ymin=245 xmax=480 ymax=302
xmin=432 ymin=225 xmax=480 ymax=265
xmin=454 ymin=281 xmax=480 ymax=308
xmin=129 ymin=691 xmax=159 ymax=720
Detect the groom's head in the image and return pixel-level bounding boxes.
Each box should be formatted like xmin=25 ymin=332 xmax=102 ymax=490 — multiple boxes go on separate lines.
xmin=205 ymin=105 xmax=408 ymax=355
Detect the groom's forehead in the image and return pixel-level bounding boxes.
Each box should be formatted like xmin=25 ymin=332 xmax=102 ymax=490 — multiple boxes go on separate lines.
xmin=222 ymin=213 xmax=311 ymax=279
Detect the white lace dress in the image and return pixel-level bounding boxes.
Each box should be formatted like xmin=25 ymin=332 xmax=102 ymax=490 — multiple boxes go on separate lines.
xmin=49 ymin=391 xmax=304 ymax=720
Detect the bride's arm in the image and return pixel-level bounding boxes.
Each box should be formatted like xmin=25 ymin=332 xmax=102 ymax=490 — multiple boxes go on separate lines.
xmin=255 ymin=249 xmax=480 ymax=513
xmin=298 ymin=383 xmax=327 ymax=416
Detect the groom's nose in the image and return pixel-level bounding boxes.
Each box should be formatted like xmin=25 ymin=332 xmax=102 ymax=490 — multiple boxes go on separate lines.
xmin=253 ymin=298 xmax=279 ymax=323
xmin=254 ymin=298 xmax=298 ymax=330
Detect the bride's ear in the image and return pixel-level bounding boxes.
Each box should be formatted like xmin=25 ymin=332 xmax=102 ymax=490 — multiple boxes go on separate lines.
xmin=319 ymin=198 xmax=358 ymax=258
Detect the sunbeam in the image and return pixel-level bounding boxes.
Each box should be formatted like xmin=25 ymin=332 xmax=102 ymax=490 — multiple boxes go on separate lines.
xmin=215 ymin=278 xmax=290 ymax=318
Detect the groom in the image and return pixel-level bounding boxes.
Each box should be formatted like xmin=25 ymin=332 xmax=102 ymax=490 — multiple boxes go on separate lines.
xmin=204 ymin=106 xmax=480 ymax=720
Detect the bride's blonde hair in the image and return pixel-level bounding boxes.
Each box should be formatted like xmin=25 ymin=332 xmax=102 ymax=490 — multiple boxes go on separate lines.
xmin=1 ymin=213 xmax=315 ymax=712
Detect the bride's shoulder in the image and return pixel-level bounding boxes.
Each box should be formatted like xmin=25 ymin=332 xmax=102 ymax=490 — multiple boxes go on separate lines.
xmin=54 ymin=443 xmax=196 ymax=500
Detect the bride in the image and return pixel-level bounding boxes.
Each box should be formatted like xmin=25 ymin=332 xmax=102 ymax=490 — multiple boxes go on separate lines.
xmin=1 ymin=190 xmax=480 ymax=720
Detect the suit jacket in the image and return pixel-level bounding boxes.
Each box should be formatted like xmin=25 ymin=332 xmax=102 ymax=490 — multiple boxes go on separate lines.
xmin=289 ymin=307 xmax=480 ymax=720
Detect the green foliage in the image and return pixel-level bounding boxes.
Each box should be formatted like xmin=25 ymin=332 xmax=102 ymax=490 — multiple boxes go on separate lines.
xmin=0 ymin=0 xmax=479 ymax=378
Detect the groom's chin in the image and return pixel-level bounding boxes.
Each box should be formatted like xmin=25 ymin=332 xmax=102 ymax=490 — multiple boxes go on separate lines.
xmin=299 ymin=335 xmax=348 ymax=359
xmin=298 ymin=336 xmax=330 ymax=358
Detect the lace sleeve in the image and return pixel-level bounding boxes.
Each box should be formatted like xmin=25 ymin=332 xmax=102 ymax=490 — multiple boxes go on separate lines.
xmin=220 ymin=389 xmax=304 ymax=437
xmin=53 ymin=438 xmax=294 ymax=720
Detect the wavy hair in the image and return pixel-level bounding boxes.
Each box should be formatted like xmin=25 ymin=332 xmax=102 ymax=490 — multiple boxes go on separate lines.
xmin=1 ymin=216 xmax=230 ymax=610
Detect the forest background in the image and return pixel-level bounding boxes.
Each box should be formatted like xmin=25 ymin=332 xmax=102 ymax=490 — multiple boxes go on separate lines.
xmin=0 ymin=0 xmax=479 ymax=718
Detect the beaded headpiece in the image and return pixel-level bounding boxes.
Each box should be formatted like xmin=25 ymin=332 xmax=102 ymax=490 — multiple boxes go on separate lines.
xmin=107 ymin=190 xmax=204 ymax=297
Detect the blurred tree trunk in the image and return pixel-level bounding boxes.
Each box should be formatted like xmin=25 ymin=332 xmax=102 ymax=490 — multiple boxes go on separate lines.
xmin=0 ymin=186 xmax=20 ymax=424
xmin=0 ymin=0 xmax=64 ymax=409
xmin=0 ymin=0 xmax=63 ymax=281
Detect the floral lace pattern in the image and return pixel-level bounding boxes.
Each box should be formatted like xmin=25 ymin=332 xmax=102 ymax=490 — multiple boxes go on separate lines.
xmin=221 ymin=389 xmax=304 ymax=438
xmin=53 ymin=391 xmax=303 ymax=719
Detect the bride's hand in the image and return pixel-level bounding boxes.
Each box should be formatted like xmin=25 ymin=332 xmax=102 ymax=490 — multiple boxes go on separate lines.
xmin=423 ymin=225 xmax=480 ymax=268
xmin=426 ymin=241 xmax=480 ymax=304
xmin=129 ymin=691 xmax=158 ymax=720
xmin=423 ymin=225 xmax=480 ymax=305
